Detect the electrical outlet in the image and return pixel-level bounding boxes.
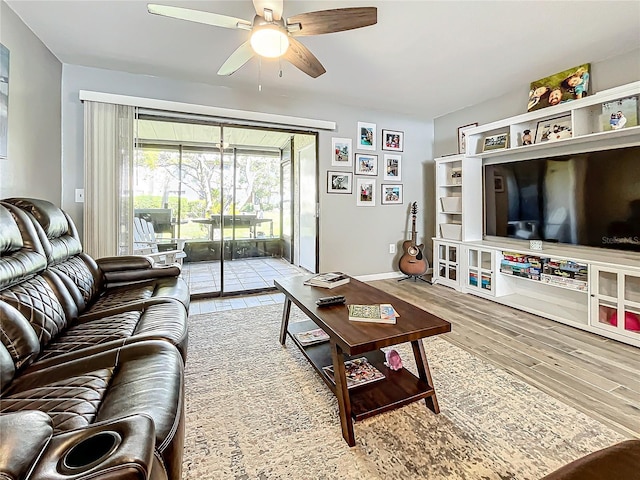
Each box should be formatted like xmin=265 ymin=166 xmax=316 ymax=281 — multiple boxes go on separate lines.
xmin=75 ymin=189 xmax=84 ymax=203
xmin=389 ymin=244 xmax=396 ymax=254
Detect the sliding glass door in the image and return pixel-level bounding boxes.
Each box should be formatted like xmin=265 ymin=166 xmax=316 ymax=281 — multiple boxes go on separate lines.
xmin=133 ymin=117 xmax=315 ymax=297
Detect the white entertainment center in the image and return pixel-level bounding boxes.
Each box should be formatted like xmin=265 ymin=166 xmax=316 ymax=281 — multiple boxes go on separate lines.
xmin=432 ymin=81 xmax=640 ymax=348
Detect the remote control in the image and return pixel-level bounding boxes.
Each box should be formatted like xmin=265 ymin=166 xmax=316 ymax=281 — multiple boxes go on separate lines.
xmin=316 ymin=295 xmax=345 ymax=306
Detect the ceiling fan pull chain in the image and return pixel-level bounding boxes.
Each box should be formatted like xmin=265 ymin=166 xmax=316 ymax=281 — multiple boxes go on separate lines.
xmin=258 ymin=57 xmax=262 ymax=91
xmin=279 ymin=57 xmax=283 ymax=78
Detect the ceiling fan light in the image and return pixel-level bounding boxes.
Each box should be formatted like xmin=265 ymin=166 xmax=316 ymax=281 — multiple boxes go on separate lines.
xmin=250 ymin=26 xmax=289 ymax=58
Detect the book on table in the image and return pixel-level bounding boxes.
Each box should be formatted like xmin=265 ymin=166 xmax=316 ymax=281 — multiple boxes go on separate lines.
xmin=322 ymin=357 xmax=385 ymax=389
xmin=293 ymin=327 xmax=330 ymax=346
xmin=303 ymin=272 xmax=350 ymax=289
xmin=347 ymin=304 xmax=399 ymax=324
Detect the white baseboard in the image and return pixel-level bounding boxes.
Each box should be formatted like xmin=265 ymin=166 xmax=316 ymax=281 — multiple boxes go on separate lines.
xmin=354 ymin=268 xmax=433 ymax=282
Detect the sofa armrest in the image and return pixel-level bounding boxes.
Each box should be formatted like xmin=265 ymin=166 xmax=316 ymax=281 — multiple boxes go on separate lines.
xmin=541 ymin=439 xmax=640 ymax=480
xmin=96 ymin=255 xmax=155 ymax=272
xmin=28 ymin=414 xmax=157 ymax=480
xmin=96 ymin=256 xmax=181 ymax=285
xmin=0 ymin=411 xmax=53 ymax=480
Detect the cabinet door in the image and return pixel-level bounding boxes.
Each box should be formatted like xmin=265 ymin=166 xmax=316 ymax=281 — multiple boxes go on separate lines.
xmin=590 ymin=267 xmax=640 ymax=337
xmin=466 ymin=248 xmax=494 ymax=294
xmin=435 ymin=242 xmax=459 ymax=287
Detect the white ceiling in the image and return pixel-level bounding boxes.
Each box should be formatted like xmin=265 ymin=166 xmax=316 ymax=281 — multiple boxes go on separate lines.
xmin=6 ymin=0 xmax=640 ymax=119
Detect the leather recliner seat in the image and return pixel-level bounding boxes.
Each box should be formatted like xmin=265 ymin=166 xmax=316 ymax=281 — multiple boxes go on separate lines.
xmin=0 ymin=200 xmax=189 ymax=361
xmin=0 ymin=201 xmax=189 ymax=479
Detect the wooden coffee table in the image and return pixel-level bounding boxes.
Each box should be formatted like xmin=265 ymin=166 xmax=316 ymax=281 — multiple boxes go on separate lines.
xmin=275 ymin=275 xmax=451 ymax=446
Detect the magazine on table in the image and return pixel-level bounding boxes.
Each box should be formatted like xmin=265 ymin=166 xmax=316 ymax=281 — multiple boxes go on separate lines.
xmin=293 ymin=328 xmax=330 ymax=346
xmin=304 ymin=272 xmax=350 ymax=289
xmin=322 ymin=357 xmax=385 ymax=389
xmin=347 ymin=303 xmax=399 ymax=324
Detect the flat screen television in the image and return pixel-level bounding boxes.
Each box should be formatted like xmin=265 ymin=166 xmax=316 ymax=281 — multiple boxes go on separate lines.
xmin=484 ymin=145 xmax=640 ymax=252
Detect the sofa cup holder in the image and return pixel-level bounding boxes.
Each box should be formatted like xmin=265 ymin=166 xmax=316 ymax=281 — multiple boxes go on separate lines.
xmin=60 ymin=431 xmax=121 ymax=474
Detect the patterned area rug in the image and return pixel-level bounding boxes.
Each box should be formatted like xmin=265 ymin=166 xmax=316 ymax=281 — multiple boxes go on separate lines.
xmin=182 ymin=304 xmax=624 ymax=479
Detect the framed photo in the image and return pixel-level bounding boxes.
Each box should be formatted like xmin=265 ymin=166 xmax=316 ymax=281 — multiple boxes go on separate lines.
xmin=381 ymin=129 xmax=404 ymax=152
xmin=601 ymin=96 xmax=638 ymax=131
xmin=356 ymin=178 xmax=376 ymax=207
xmin=354 ymin=153 xmax=378 ymax=176
xmin=535 ymin=115 xmax=572 ymax=143
xmin=327 ymin=171 xmax=352 ymax=194
xmin=527 ymin=63 xmax=590 ymax=112
xmin=357 ymin=122 xmax=376 ymax=151
xmin=331 ymin=137 xmax=352 ymax=167
xmin=494 ymin=176 xmax=504 ymax=193
xmin=457 ymin=122 xmax=478 ymax=154
xmin=381 ymin=184 xmax=403 ymax=205
xmin=383 ymin=154 xmax=402 ymax=181
xmin=483 ymin=133 xmax=509 ymax=152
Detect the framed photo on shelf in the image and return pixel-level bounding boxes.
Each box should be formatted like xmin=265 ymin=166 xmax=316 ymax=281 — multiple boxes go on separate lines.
xmin=354 ymin=153 xmax=378 ymax=176
xmin=457 ymin=122 xmax=478 ymax=154
xmin=383 ymin=154 xmax=401 ymax=181
xmin=483 ymin=133 xmax=509 ymax=152
xmin=600 ymin=96 xmax=638 ymax=131
xmin=357 ymin=122 xmax=376 ymax=150
xmin=535 ymin=114 xmax=572 ymax=143
xmin=527 ymin=63 xmax=590 ymax=112
xmin=356 ymin=178 xmax=376 ymax=206
xmin=381 ymin=129 xmax=404 ymax=151
xmin=331 ymin=137 xmax=353 ymax=167
xmin=327 ymin=171 xmax=352 ymax=194
xmin=381 ymin=184 xmax=403 ymax=205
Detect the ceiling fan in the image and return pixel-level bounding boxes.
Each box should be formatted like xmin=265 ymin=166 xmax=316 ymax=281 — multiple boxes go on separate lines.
xmin=147 ymin=0 xmax=377 ymax=78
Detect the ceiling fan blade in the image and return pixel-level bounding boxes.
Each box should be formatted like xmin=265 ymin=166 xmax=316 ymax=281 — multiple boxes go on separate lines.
xmin=147 ymin=4 xmax=251 ymax=30
xmin=253 ymin=0 xmax=284 ymax=20
xmin=283 ymin=38 xmax=326 ymax=78
xmin=218 ymin=42 xmax=255 ymax=76
xmin=287 ymin=7 xmax=377 ymax=36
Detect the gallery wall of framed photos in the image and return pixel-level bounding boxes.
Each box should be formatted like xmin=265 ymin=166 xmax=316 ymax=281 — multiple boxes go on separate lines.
xmin=329 ymin=121 xmax=406 ymax=207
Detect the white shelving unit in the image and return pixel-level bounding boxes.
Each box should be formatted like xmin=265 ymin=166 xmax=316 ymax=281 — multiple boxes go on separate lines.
xmin=434 ymin=154 xmax=482 ymax=242
xmin=431 ymin=81 xmax=640 ymax=347
xmin=464 ymin=81 xmax=640 ymax=161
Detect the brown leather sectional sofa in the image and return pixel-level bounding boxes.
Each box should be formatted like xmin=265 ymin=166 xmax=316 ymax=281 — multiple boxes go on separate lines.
xmin=0 ymin=199 xmax=190 ymax=480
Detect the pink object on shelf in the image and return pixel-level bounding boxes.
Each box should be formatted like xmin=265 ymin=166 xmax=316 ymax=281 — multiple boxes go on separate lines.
xmin=608 ymin=311 xmax=640 ymax=332
xmin=385 ymin=349 xmax=403 ymax=371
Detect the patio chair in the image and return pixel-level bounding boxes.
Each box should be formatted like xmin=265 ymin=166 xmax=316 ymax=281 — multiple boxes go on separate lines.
xmin=133 ymin=216 xmax=187 ymax=265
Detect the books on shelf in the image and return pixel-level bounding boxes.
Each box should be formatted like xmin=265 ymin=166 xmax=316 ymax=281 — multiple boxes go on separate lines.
xmin=293 ymin=328 xmax=330 ymax=346
xmin=347 ymin=304 xmax=399 ymax=324
xmin=304 ymin=272 xmax=350 ymax=289
xmin=322 ymin=357 xmax=385 ymax=389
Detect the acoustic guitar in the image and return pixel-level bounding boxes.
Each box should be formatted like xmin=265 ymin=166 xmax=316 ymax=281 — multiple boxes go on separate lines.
xmin=399 ymin=202 xmax=428 ymax=277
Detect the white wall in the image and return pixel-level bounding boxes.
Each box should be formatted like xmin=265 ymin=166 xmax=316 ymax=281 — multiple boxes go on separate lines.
xmin=62 ymin=65 xmax=433 ymax=276
xmin=0 ymin=1 xmax=61 ymax=201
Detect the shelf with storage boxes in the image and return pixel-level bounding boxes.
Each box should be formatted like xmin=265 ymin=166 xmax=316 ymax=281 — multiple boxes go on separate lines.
xmin=434 ymin=154 xmax=482 ymax=242
xmin=463 ymin=81 xmax=640 ymax=160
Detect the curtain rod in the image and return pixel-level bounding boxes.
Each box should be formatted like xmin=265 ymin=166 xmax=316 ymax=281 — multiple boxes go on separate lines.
xmin=79 ymin=91 xmax=336 ymax=131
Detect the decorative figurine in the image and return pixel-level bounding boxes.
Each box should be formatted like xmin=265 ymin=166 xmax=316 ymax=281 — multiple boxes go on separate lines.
xmin=522 ymin=129 xmax=532 ymax=145
xmin=384 ymin=349 xmax=403 ymax=371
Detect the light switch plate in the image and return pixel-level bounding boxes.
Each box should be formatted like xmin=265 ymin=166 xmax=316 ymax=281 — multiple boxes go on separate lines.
xmin=75 ymin=189 xmax=84 ymax=203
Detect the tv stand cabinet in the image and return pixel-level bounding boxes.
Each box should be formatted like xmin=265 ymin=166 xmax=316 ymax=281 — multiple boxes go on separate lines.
xmin=433 ymin=239 xmax=640 ymax=347
xmin=432 ymin=81 xmax=640 ymax=348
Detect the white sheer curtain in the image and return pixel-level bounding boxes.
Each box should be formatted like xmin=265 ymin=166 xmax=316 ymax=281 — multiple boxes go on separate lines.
xmin=83 ymin=101 xmax=135 ymax=258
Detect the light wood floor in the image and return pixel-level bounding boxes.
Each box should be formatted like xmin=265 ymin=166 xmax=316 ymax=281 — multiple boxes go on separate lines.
xmin=369 ymin=278 xmax=640 ymax=439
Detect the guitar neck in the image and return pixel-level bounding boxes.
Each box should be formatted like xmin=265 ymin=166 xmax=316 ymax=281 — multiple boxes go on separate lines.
xmin=411 ymin=215 xmax=417 ymax=243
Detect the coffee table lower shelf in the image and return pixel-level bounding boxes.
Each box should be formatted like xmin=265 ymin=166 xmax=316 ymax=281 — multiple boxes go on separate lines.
xmin=287 ymin=320 xmax=435 ymax=421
